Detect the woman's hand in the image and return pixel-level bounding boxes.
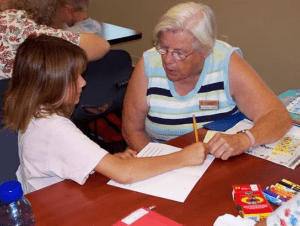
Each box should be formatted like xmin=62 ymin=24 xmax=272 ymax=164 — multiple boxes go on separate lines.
xmin=208 ymin=133 xmax=251 ymax=160
xmin=181 ymin=142 xmax=208 ymax=166
xmin=114 ymin=148 xmax=137 ymax=159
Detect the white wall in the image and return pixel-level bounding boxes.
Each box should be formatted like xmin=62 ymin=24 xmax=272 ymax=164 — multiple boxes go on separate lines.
xmin=88 ymin=0 xmax=300 ymax=94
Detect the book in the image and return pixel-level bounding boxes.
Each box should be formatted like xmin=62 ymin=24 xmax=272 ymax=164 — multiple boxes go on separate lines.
xmin=278 ymin=89 xmax=300 ymax=125
xmin=203 ymin=111 xmax=246 ymax=132
xmin=113 ymin=207 xmax=182 ymax=226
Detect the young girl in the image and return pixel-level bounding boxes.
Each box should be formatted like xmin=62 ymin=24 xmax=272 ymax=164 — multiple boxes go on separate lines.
xmin=3 ymin=34 xmax=207 ymax=194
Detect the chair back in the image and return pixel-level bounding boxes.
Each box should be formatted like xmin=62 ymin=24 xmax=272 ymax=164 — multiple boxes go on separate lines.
xmin=0 ymin=78 xmax=19 ymax=183
xmin=71 ymin=49 xmax=132 ymax=124
xmin=0 ymin=78 xmax=10 ymax=129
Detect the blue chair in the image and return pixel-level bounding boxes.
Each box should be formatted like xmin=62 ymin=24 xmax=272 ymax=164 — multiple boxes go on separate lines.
xmin=71 ymin=49 xmax=132 ymax=124
xmin=0 ymin=79 xmax=19 ymax=183
xmin=70 ymin=49 xmax=132 ymax=150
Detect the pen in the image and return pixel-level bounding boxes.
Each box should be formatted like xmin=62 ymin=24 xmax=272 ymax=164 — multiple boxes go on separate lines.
xmin=192 ymin=114 xmax=199 ymax=142
xmin=147 ymin=205 xmax=156 ymax=210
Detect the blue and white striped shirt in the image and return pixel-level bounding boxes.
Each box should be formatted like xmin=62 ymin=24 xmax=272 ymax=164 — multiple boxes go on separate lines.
xmin=143 ymin=40 xmax=242 ymax=142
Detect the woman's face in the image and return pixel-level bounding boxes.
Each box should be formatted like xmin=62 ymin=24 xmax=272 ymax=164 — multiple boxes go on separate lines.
xmin=64 ymin=74 xmax=86 ymax=105
xmin=160 ymin=30 xmax=207 ymax=83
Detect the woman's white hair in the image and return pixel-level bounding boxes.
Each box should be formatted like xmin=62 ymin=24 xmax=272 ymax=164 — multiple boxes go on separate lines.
xmin=153 ymin=2 xmax=217 ymax=55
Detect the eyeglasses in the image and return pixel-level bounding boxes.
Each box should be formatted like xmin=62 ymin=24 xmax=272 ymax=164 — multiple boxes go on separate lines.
xmin=154 ymin=43 xmax=195 ymax=61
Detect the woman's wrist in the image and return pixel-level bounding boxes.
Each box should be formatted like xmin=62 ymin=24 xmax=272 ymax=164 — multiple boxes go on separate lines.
xmin=237 ymin=131 xmax=254 ymax=151
xmin=238 ymin=130 xmax=255 ymax=148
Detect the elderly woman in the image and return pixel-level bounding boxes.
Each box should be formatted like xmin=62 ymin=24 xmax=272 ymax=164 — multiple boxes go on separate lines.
xmin=122 ymin=2 xmax=292 ymax=160
xmin=0 ymin=0 xmax=109 ymax=79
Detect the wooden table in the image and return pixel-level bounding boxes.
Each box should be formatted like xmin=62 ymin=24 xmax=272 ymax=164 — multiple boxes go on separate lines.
xmin=99 ymin=22 xmax=142 ymax=45
xmin=25 ymin=129 xmax=300 ymax=225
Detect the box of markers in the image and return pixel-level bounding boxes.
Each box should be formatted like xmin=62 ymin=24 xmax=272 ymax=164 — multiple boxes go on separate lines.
xmin=263 ymin=179 xmax=300 ymax=206
xmin=232 ymin=184 xmax=273 ymax=222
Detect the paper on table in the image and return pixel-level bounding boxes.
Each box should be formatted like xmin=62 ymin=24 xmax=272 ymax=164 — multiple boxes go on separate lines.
xmin=107 ymin=142 xmax=215 ymax=202
xmin=226 ymin=119 xmax=254 ymax=133
xmin=213 ymin=214 xmax=256 ymax=226
xmin=113 ymin=207 xmax=183 ymax=226
xmin=203 ymin=131 xmax=230 ymax=143
xmin=227 ymin=119 xmax=300 ymax=169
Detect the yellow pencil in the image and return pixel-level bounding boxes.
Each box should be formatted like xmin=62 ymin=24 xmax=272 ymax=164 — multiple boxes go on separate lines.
xmin=192 ymin=114 xmax=199 ymax=142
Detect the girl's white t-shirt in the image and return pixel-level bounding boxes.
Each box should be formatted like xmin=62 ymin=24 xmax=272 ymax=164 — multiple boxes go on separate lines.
xmin=17 ymin=114 xmax=108 ymax=194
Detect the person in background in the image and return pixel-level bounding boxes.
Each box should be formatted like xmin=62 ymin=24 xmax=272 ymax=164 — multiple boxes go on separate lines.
xmin=2 ymin=34 xmax=207 ymax=194
xmin=0 ymin=0 xmax=5 ymax=11
xmin=122 ymin=2 xmax=292 ymax=159
xmin=61 ymin=0 xmax=102 ymax=36
xmin=0 ymin=0 xmax=109 ymax=79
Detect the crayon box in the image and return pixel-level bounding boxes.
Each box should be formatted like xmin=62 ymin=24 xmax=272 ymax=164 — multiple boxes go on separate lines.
xmin=232 ymin=184 xmax=273 ymax=222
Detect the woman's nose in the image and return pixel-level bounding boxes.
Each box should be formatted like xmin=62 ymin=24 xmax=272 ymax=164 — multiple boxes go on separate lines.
xmin=163 ymin=50 xmax=176 ymax=63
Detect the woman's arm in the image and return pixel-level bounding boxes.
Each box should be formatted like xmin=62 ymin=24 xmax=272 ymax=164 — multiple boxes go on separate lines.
xmin=122 ymin=58 xmax=152 ymax=152
xmin=208 ymin=52 xmax=292 ymax=159
xmin=79 ymin=33 xmax=110 ymax=61
xmin=94 ymin=142 xmax=207 ymax=184
xmin=230 ymin=52 xmax=292 ymax=145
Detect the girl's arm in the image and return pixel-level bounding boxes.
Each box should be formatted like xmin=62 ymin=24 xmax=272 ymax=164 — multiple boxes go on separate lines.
xmin=94 ymin=142 xmax=208 ymax=184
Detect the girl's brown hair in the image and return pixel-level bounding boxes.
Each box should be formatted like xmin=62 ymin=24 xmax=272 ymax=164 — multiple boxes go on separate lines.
xmin=3 ymin=34 xmax=88 ymax=132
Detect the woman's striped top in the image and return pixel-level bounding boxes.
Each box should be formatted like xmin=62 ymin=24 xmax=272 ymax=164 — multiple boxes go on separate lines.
xmin=143 ymin=40 xmax=242 ymax=143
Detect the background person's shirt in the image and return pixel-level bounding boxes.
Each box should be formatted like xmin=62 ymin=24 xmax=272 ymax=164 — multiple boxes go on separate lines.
xmin=63 ymin=18 xmax=102 ymax=36
xmin=0 ymin=9 xmax=80 ymax=79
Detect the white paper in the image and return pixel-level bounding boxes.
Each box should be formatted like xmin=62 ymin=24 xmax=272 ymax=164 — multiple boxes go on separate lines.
xmin=203 ymin=130 xmax=230 ymax=143
xmin=226 ymin=119 xmax=254 ymax=134
xmin=213 ymin=214 xmax=256 ymax=226
xmin=107 ymin=142 xmax=215 ymax=202
xmin=121 ymin=208 xmax=149 ymax=225
xmin=227 ymin=119 xmax=300 ymax=169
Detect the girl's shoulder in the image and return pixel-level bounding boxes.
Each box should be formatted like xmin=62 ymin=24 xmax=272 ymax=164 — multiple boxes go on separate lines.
xmin=30 ymin=114 xmax=72 ymax=131
xmin=38 ymin=114 xmax=74 ymax=128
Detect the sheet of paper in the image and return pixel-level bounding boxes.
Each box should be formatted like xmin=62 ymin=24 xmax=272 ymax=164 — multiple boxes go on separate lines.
xmin=107 ymin=142 xmax=215 ymax=202
xmin=203 ymin=130 xmax=231 ymax=143
xmin=227 ymin=119 xmax=300 ymax=169
xmin=203 ymin=131 xmax=218 ymax=143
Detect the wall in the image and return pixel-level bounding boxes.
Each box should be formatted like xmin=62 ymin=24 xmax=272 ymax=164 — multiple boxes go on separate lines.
xmin=88 ymin=0 xmax=300 ymax=94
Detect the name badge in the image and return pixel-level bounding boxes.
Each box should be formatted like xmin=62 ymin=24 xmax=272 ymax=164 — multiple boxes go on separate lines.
xmin=199 ymin=100 xmax=219 ymax=110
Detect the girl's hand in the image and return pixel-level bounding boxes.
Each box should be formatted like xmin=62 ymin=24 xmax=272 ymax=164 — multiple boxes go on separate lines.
xmin=181 ymin=142 xmax=208 ymax=166
xmin=114 ymin=148 xmax=137 ymax=159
